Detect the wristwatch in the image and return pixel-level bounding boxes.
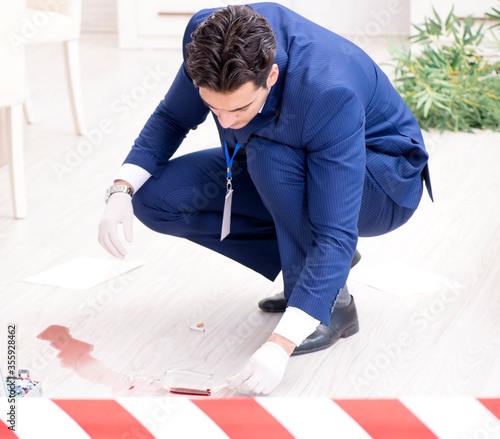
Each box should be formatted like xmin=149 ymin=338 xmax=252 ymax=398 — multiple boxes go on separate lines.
xmin=104 ymin=184 xmax=133 ymax=203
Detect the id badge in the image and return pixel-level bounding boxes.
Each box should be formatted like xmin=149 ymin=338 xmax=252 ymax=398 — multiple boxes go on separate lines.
xmin=220 ymin=189 xmax=233 ymax=240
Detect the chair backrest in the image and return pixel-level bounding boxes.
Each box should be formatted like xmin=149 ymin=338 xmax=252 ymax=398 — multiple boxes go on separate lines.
xmin=26 ymin=0 xmax=82 ymax=43
xmin=0 ymin=0 xmax=26 ymax=106
xmin=27 ymin=0 xmax=82 ymax=21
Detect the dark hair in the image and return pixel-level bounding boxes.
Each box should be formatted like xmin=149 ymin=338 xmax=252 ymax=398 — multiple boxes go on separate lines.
xmin=185 ymin=5 xmax=277 ymax=93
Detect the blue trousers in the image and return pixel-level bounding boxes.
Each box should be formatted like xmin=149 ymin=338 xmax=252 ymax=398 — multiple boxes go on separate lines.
xmin=133 ymin=146 xmax=418 ymax=286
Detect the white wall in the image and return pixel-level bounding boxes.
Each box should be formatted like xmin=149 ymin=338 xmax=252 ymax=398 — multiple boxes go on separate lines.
xmin=83 ymin=0 xmax=411 ymax=37
xmin=292 ymin=0 xmax=410 ymax=37
xmin=291 ymin=0 xmax=497 ymax=38
xmin=0 ymin=110 xmax=6 ymax=166
xmin=411 ymin=0 xmax=496 ymax=25
xmin=81 ymin=0 xmax=498 ymax=36
xmin=81 ymin=0 xmax=117 ymax=33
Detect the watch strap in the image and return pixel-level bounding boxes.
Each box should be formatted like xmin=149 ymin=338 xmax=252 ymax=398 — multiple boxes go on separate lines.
xmin=105 ymin=184 xmax=133 ymax=203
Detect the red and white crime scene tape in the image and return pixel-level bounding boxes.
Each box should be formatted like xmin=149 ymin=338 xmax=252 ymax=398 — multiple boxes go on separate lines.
xmin=1 ymin=397 xmax=499 ymax=438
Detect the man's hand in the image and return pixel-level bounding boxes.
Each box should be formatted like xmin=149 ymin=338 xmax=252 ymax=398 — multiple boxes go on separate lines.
xmin=98 ymin=193 xmax=133 ymax=258
xmin=227 ymin=340 xmax=292 ymax=395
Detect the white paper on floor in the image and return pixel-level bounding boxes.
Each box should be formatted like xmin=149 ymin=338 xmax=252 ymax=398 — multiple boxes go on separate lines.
xmin=349 ymin=262 xmax=463 ymax=297
xmin=24 ymin=257 xmax=145 ymax=290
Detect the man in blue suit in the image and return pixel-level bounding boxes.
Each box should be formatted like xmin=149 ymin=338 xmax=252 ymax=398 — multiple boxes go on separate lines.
xmin=99 ymin=3 xmax=432 ymax=395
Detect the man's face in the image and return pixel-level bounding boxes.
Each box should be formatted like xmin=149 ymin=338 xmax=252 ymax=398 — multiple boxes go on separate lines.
xmin=198 ymin=64 xmax=279 ymax=130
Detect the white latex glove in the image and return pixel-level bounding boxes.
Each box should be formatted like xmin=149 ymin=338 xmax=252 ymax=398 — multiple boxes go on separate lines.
xmin=227 ymin=342 xmax=289 ymax=395
xmin=98 ymin=193 xmax=133 ymax=258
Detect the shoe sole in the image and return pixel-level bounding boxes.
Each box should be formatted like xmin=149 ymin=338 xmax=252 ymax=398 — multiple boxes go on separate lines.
xmin=341 ymin=322 xmax=360 ymax=338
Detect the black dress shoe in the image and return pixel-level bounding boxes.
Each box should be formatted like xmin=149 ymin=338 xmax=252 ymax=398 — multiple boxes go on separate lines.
xmin=257 ymin=292 xmax=288 ymax=313
xmin=292 ymin=295 xmax=359 ymax=356
xmin=258 ymin=249 xmax=362 ymax=313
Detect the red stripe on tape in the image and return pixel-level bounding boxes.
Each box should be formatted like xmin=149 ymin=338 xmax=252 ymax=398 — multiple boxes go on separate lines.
xmin=54 ymin=399 xmax=155 ymax=439
xmin=479 ymin=399 xmax=500 ymax=420
xmin=335 ymin=399 xmax=438 ymax=439
xmin=1 ymin=421 xmax=19 ymax=439
xmin=193 ymin=398 xmax=294 ymax=439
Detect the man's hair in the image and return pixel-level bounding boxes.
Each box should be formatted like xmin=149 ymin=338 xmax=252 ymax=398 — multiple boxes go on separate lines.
xmin=185 ymin=5 xmax=277 ymax=93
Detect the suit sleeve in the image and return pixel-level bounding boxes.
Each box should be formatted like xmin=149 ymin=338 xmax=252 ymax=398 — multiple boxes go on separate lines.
xmin=286 ymin=86 xmax=366 ymax=324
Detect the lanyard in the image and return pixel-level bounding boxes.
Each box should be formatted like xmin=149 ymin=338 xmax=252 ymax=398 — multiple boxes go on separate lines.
xmin=221 ymin=130 xmax=240 ymax=240
xmin=223 ymin=133 xmax=241 ymax=190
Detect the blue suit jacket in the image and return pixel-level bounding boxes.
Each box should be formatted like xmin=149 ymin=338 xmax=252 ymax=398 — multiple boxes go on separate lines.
xmin=124 ymin=3 xmax=432 ymax=323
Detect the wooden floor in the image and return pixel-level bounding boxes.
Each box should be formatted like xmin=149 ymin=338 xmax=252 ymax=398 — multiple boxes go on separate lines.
xmin=0 ymin=34 xmax=499 ymax=399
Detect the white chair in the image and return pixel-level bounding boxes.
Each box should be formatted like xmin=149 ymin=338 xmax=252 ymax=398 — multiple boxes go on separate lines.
xmin=0 ymin=0 xmax=27 ymax=218
xmin=25 ymin=0 xmax=86 ymax=135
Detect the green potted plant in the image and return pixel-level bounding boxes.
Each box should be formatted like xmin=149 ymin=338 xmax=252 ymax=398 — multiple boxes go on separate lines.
xmin=390 ymin=5 xmax=500 ymax=132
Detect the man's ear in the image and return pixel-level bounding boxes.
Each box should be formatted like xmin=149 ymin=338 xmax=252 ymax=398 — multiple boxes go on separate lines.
xmin=267 ymin=64 xmax=279 ymax=88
